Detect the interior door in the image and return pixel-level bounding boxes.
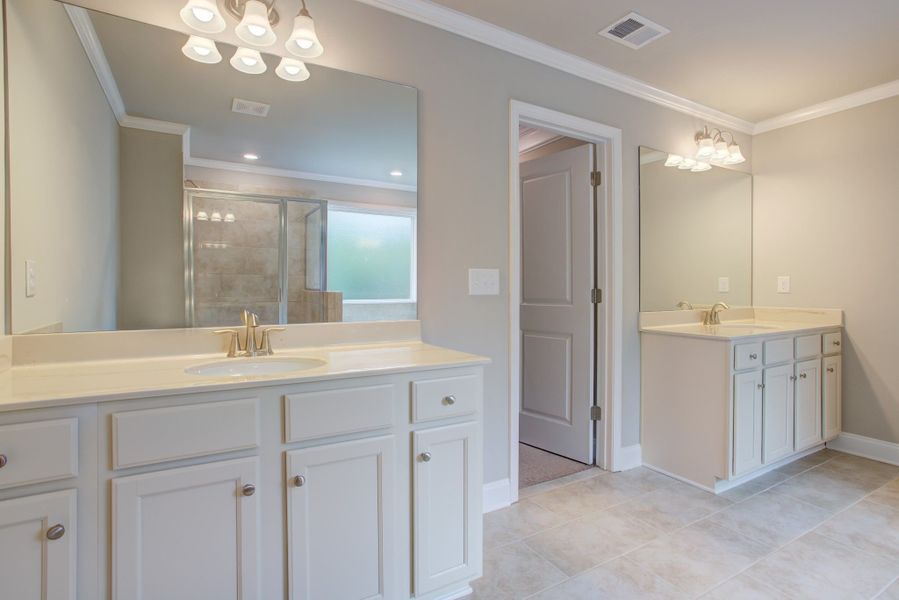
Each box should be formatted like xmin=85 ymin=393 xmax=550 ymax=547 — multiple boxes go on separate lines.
xmin=519 ymin=143 xmax=595 ymax=464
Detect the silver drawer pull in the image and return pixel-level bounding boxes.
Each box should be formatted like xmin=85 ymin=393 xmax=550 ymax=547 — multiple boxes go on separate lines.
xmin=46 ymin=524 xmax=66 ymax=541
xmin=0 ymin=454 xmax=7 ymax=469
xmin=241 ymin=484 xmax=256 ymax=497
xmin=827 ymin=367 xmax=835 ymax=373
xmin=293 ymin=475 xmax=306 ymax=488
xmin=749 ymin=353 xmax=758 ymax=360
xmin=443 ymin=395 xmax=456 ymax=406
xmin=800 ymin=373 xmax=807 ymax=379
xmin=420 ymin=452 xmax=432 ymax=463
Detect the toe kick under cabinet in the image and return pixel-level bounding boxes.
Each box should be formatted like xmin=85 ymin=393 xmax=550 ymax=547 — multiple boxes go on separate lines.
xmin=642 ymin=329 xmax=842 ymax=493
xmin=0 ymin=365 xmax=484 ymax=600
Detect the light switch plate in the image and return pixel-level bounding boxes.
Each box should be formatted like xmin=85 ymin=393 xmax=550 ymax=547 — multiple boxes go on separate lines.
xmin=468 ymin=268 xmax=500 ymax=295
xmin=718 ymin=277 xmax=730 ymax=293
xmin=25 ymin=260 xmax=36 ymax=298
xmin=777 ymin=275 xmax=791 ymax=294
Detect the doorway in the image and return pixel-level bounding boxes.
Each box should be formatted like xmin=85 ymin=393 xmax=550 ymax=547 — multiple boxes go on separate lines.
xmin=509 ymin=101 xmax=624 ymax=503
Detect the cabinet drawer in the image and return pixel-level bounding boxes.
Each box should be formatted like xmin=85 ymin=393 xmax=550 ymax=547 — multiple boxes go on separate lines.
xmin=795 ymin=334 xmax=822 ymax=359
xmin=285 ymin=384 xmax=395 ymax=443
xmin=764 ymin=338 xmax=793 ymax=365
xmin=734 ymin=343 xmax=763 ymax=371
xmin=0 ymin=418 xmax=78 ymax=490
xmin=112 ymin=398 xmax=259 ymax=469
xmin=823 ymin=332 xmax=842 ymax=354
xmin=412 ymin=375 xmax=479 ymax=423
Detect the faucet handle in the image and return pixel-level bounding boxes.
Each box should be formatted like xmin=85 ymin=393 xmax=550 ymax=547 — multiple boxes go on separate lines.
xmin=259 ymin=327 xmax=286 ymax=356
xmin=240 ymin=310 xmax=259 ymax=327
xmin=214 ymin=329 xmax=241 ymax=357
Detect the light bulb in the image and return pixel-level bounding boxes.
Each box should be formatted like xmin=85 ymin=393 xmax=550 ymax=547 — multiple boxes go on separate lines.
xmin=236 ymin=0 xmax=276 ymax=47
xmin=230 ymin=47 xmax=267 ymax=74
xmin=286 ymin=11 xmax=324 ymax=58
xmin=664 ymin=154 xmax=683 ymax=167
xmin=179 ymin=0 xmax=226 ymax=34
xmin=390 ymin=170 xmax=403 ymax=177
xmin=182 ymin=36 xmax=222 ymax=64
xmin=192 ymin=7 xmax=214 ymax=22
xmin=275 ymin=57 xmax=310 ymax=82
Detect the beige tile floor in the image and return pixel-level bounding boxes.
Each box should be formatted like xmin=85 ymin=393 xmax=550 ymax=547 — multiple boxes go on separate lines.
xmin=473 ymin=449 xmax=899 ymax=599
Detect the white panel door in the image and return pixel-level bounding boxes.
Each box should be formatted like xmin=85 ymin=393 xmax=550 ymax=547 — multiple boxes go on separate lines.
xmin=286 ymin=436 xmax=395 ymax=600
xmin=763 ymin=365 xmax=795 ymax=464
xmin=520 ymin=143 xmax=595 ymax=463
xmin=733 ymin=371 xmax=763 ymax=476
xmin=0 ymin=489 xmax=76 ymax=600
xmin=795 ymin=359 xmax=823 ymax=451
xmin=823 ymin=355 xmax=842 ymax=441
xmin=112 ymin=457 xmax=260 ymax=600
xmin=413 ymin=422 xmax=482 ymax=596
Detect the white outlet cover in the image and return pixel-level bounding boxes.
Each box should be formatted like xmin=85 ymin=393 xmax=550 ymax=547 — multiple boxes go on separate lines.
xmin=777 ymin=275 xmax=791 ymax=294
xmin=468 ymin=268 xmax=500 ymax=296
xmin=718 ymin=277 xmax=730 ymax=293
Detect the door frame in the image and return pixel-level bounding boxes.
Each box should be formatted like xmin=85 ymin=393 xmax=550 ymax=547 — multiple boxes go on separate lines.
xmin=509 ymin=100 xmax=624 ymax=501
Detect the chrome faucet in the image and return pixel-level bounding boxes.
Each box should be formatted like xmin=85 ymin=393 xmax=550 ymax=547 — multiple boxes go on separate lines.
xmin=214 ymin=310 xmax=286 ymax=357
xmin=676 ymin=300 xmax=694 ymax=310
xmin=702 ymin=302 xmax=730 ymax=326
xmin=241 ymin=309 xmax=260 ymax=356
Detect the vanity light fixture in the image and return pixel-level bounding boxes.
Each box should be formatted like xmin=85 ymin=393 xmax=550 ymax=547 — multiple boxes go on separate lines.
xmin=182 ymin=36 xmax=222 ymax=64
xmin=243 ymin=152 xmax=260 ymax=160
xmin=286 ymin=0 xmax=324 ymax=58
xmin=665 ymin=126 xmax=747 ymax=173
xmin=275 ymin=57 xmax=310 ymax=82
xmin=210 ymin=212 xmax=223 ymax=222
xmin=180 ymin=0 xmax=226 ymax=34
xmin=196 ymin=211 xmax=210 ymax=221
xmin=224 ymin=213 xmax=236 ymax=223
xmin=235 ymin=0 xmax=278 ymax=47
xmin=230 ymin=47 xmax=267 ymax=74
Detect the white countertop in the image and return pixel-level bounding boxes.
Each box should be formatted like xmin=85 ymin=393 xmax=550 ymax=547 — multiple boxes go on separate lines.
xmin=0 ymin=341 xmax=490 ymax=413
xmin=640 ymin=320 xmax=840 ymax=340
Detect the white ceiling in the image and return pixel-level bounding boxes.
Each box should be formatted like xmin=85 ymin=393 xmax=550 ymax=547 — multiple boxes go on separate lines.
xmin=430 ymin=0 xmax=899 ymax=123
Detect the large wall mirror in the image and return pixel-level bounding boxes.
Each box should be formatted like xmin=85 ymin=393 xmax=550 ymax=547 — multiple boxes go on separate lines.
xmin=6 ymin=0 xmax=418 ymax=334
xmin=640 ymin=146 xmax=752 ymax=312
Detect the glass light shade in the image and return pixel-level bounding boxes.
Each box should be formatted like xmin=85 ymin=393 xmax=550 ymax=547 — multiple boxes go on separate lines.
xmin=275 ymin=57 xmax=311 ymax=82
xmin=230 ymin=47 xmax=267 ymax=74
xmin=712 ymin=140 xmax=729 ymax=160
xmin=235 ymin=0 xmax=277 ymax=47
xmin=179 ymin=0 xmax=226 ymax=34
xmin=696 ymin=137 xmax=715 ymax=159
xmin=664 ymin=154 xmax=683 ymax=167
xmin=182 ymin=36 xmax=222 ymax=64
xmin=724 ymin=143 xmax=746 ymax=164
xmin=691 ymin=161 xmax=712 ymax=172
xmin=286 ymin=13 xmax=324 ymax=58
xmin=677 ymin=158 xmax=697 ymax=170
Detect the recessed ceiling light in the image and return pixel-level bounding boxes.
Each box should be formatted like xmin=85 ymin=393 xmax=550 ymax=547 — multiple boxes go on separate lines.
xmin=244 ymin=153 xmax=259 ymax=160
xmin=390 ymin=170 xmax=403 ymax=177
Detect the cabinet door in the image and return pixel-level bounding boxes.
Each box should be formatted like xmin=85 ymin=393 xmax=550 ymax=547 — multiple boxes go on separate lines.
xmin=286 ymin=436 xmax=395 ymax=600
xmin=823 ymin=355 xmax=842 ymax=441
xmin=112 ymin=457 xmax=259 ymax=600
xmin=413 ymin=422 xmax=482 ymax=596
xmin=795 ymin=359 xmax=823 ymax=451
xmin=733 ymin=371 xmax=763 ymax=476
xmin=763 ymin=365 xmax=795 ymax=464
xmin=0 ymin=489 xmax=76 ymax=600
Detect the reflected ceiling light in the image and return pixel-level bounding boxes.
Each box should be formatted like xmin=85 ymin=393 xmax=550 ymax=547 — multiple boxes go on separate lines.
xmin=230 ymin=47 xmax=267 ymax=74
xmin=235 ymin=0 xmax=277 ymax=47
xmin=691 ymin=161 xmax=712 ymax=172
xmin=665 ymin=126 xmax=747 ymax=173
xmin=275 ymin=57 xmax=310 ymax=82
xmin=179 ymin=0 xmax=226 ymax=34
xmin=663 ymin=154 xmax=683 ymax=167
xmin=182 ymin=36 xmax=222 ymax=64
xmin=243 ymin=152 xmax=259 ymax=160
xmin=677 ymin=158 xmax=696 ymax=170
xmin=286 ymin=0 xmax=324 ymax=58
xmin=390 ymin=170 xmax=403 ymax=177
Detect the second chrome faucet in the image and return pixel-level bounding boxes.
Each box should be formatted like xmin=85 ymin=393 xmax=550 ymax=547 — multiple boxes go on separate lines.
xmin=215 ymin=310 xmax=286 ymax=357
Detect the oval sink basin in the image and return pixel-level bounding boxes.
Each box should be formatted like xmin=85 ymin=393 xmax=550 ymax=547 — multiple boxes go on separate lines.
xmin=717 ymin=323 xmax=779 ymax=331
xmin=185 ymin=357 xmax=326 ymax=377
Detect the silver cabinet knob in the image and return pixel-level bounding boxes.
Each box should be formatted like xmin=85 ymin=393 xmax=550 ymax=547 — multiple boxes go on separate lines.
xmin=293 ymin=475 xmax=306 ymax=487
xmin=0 ymin=454 xmax=7 ymax=469
xmin=420 ymin=452 xmax=432 ymax=463
xmin=790 ymin=375 xmax=798 ymax=381
xmin=443 ymin=395 xmax=456 ymax=406
xmin=749 ymin=353 xmax=758 ymax=360
xmin=757 ymin=383 xmax=765 ymax=390
xmin=46 ymin=524 xmax=66 ymax=541
xmin=827 ymin=367 xmax=835 ymax=373
xmin=833 ymin=340 xmax=841 ymax=346
xmin=799 ymin=373 xmax=807 ymax=379
xmin=241 ymin=484 xmax=256 ymax=497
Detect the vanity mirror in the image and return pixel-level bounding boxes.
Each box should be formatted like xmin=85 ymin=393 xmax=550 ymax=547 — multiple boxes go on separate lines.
xmin=6 ymin=0 xmax=418 ymax=334
xmin=639 ymin=146 xmax=752 ymax=312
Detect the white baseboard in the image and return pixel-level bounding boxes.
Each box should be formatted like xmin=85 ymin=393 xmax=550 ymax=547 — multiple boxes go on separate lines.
xmin=828 ymin=432 xmax=899 ymax=466
xmin=612 ymin=443 xmax=642 ymax=472
xmin=483 ymin=478 xmax=512 ymax=513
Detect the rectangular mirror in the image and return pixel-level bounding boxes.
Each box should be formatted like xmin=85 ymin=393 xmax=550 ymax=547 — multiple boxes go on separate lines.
xmin=639 ymin=146 xmax=752 ymax=312
xmin=6 ymin=0 xmax=418 ymax=334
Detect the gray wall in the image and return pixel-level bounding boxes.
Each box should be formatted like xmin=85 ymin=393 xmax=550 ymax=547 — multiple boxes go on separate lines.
xmin=753 ymin=95 xmax=899 ymax=445
xmin=118 ymin=128 xmax=185 ymax=330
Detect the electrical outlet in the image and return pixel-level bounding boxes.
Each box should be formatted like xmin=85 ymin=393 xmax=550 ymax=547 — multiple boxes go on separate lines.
xmin=718 ymin=277 xmax=730 ymax=293
xmin=777 ymin=275 xmax=791 ymax=294
xmin=468 ymin=268 xmax=500 ymax=295
xmin=25 ymin=260 xmax=36 ymax=297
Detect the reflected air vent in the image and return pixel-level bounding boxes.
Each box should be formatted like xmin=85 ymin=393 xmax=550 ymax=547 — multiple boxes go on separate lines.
xmin=231 ymin=98 xmax=271 ymax=117
xmin=599 ymin=12 xmax=669 ymax=49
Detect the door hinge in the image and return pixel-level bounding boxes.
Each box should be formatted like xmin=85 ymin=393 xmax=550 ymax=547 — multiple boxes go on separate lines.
xmin=591 ymin=406 xmax=602 ymax=421
xmin=590 ymin=171 xmax=602 ymax=187
xmin=591 ymin=288 xmax=602 ymax=304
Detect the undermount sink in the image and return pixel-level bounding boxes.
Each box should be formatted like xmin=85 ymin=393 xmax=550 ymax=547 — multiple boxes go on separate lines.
xmin=185 ymin=357 xmax=327 ymax=377
xmin=715 ymin=323 xmax=780 ymax=331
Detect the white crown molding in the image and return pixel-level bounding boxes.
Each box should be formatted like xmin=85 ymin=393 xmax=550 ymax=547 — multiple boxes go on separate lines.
xmin=64 ymin=5 xmax=125 ymax=121
xmin=353 ymin=0 xmax=755 ymax=134
xmin=185 ymin=157 xmax=419 ymax=192
xmin=753 ymin=79 xmax=899 ymax=134
xmin=119 ymin=115 xmax=190 ymax=136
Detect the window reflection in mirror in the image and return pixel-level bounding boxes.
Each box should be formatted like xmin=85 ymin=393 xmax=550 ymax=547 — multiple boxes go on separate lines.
xmin=5 ymin=0 xmax=418 ymax=334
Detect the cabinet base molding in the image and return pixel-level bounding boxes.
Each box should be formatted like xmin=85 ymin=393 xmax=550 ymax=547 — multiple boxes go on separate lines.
xmin=483 ymin=478 xmax=512 ymax=513
xmin=425 ymin=584 xmax=474 ymax=600
xmin=828 ymin=433 xmax=899 ymax=466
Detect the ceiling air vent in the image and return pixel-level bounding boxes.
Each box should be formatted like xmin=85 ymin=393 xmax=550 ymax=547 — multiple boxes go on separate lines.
xmin=599 ymin=12 xmax=670 ymax=49
xmin=231 ymin=97 xmax=271 ymax=117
